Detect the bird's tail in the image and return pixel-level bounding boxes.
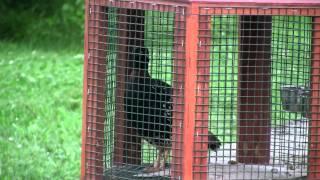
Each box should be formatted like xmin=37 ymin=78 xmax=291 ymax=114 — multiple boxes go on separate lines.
xmin=208 ymin=131 xmax=221 ymax=151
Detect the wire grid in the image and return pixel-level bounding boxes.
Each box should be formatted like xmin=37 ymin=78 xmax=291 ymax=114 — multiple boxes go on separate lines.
xmin=84 ymin=2 xmax=320 ymax=179
xmin=84 ymin=4 xmax=109 ymax=179
xmin=101 ymin=3 xmax=185 ymax=179
xmin=195 ymin=7 xmax=314 ymax=180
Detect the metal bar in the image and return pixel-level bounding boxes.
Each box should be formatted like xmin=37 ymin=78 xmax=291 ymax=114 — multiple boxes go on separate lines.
xmin=199 ymin=7 xmax=320 ymax=16
xmin=93 ymin=5 xmax=108 ymax=179
xmin=193 ymin=14 xmax=211 ymax=180
xmin=171 ymin=7 xmax=186 ymax=179
xmin=83 ymin=4 xmax=108 ymax=179
xmin=183 ymin=3 xmax=199 ymax=180
xmin=94 ymin=0 xmax=189 ymax=10
xmin=81 ymin=0 xmax=90 ymax=178
xmin=194 ymin=1 xmax=320 ymax=7
xmin=93 ymin=0 xmax=320 ymax=6
xmin=308 ymin=16 xmax=320 ymax=180
xmin=237 ymin=15 xmax=272 ymax=164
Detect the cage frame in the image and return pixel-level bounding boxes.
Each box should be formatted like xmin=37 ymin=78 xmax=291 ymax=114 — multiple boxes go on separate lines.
xmin=81 ymin=0 xmax=320 ymax=179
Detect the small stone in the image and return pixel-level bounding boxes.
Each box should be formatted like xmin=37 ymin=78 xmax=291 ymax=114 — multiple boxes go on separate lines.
xmin=228 ymin=160 xmax=238 ymax=165
xmin=288 ymin=164 xmax=295 ymax=170
xmin=271 ymin=168 xmax=279 ymax=174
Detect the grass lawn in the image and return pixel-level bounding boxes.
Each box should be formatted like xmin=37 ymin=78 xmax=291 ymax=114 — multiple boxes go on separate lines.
xmin=0 ymin=41 xmax=83 ymax=179
xmin=0 ymin=13 xmax=312 ymax=177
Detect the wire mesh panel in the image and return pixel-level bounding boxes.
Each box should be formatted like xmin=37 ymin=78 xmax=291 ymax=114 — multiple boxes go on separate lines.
xmin=194 ymin=6 xmax=320 ymax=180
xmin=82 ymin=0 xmax=320 ymax=179
xmin=82 ymin=3 xmax=108 ymax=179
xmin=82 ymin=0 xmax=186 ymax=179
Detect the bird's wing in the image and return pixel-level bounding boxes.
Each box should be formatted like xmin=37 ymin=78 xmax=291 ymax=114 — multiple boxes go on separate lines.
xmin=163 ymin=96 xmax=172 ymax=124
xmin=150 ymin=79 xmax=173 ymax=125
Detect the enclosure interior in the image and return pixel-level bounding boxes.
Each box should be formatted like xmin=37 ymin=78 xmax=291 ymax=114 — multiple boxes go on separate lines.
xmin=104 ymin=4 xmax=185 ymax=179
xmin=198 ymin=9 xmax=312 ymax=179
xmin=102 ymin=5 xmax=313 ymax=180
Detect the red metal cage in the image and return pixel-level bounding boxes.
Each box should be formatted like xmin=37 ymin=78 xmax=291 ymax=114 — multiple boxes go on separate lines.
xmin=81 ymin=0 xmax=320 ymax=179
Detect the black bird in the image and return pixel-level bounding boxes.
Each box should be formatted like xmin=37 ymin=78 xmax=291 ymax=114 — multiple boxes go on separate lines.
xmin=124 ymin=47 xmax=221 ymax=173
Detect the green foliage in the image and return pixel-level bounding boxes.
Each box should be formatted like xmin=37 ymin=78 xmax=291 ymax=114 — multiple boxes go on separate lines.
xmin=0 ymin=1 xmax=38 ymax=39
xmin=0 ymin=0 xmax=84 ymax=43
xmin=0 ymin=42 xmax=83 ymax=179
xmin=0 ymin=1 xmax=84 ymax=178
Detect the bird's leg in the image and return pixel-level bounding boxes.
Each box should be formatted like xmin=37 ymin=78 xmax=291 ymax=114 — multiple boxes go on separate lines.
xmin=154 ymin=148 xmax=162 ymax=169
xmin=143 ymin=148 xmax=163 ymax=173
xmin=160 ymin=148 xmax=170 ymax=170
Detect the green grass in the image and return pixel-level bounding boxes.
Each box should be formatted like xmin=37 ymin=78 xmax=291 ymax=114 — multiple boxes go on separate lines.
xmin=0 ymin=41 xmax=83 ymax=179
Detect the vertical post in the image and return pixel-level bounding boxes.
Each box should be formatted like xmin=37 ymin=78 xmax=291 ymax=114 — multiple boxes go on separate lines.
xmin=82 ymin=4 xmax=108 ymax=179
xmin=308 ymin=17 xmax=320 ymax=180
xmin=114 ymin=9 xmax=145 ymax=165
xmin=183 ymin=3 xmax=199 ymax=180
xmin=81 ymin=0 xmax=90 ymax=178
xmin=193 ymin=14 xmax=211 ymax=180
xmin=237 ymin=16 xmax=272 ymax=164
xmin=171 ymin=7 xmax=186 ymax=179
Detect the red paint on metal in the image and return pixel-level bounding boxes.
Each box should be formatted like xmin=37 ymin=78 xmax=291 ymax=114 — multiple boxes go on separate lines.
xmin=95 ymin=0 xmax=320 ymax=8
xmin=81 ymin=0 xmax=320 ymax=179
xmin=81 ymin=0 xmax=90 ymax=179
xmin=199 ymin=7 xmax=320 ymax=16
xmin=237 ymin=16 xmax=272 ymax=164
xmin=171 ymin=7 xmax=186 ymax=179
xmin=172 ymin=0 xmax=320 ymax=6
xmin=183 ymin=3 xmax=199 ymax=180
xmin=190 ymin=0 xmax=320 ymax=4
xmin=308 ymin=17 xmax=320 ymax=180
xmin=193 ymin=14 xmax=211 ymax=180
xmin=82 ymin=4 xmax=108 ymax=179
xmin=96 ymin=0 xmax=189 ymax=9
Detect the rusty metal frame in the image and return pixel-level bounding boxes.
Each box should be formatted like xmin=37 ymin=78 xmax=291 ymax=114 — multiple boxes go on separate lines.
xmin=91 ymin=0 xmax=188 ymax=11
xmin=171 ymin=6 xmax=187 ymax=179
xmin=81 ymin=0 xmax=90 ymax=178
xmin=82 ymin=0 xmax=188 ymax=179
xmin=194 ymin=4 xmax=320 ymax=180
xmin=182 ymin=3 xmax=200 ymax=179
xmin=81 ymin=0 xmax=320 ymax=179
xmin=82 ymin=1 xmax=108 ymax=179
xmin=193 ymin=13 xmax=212 ymax=180
xmin=309 ymin=16 xmax=320 ymax=180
